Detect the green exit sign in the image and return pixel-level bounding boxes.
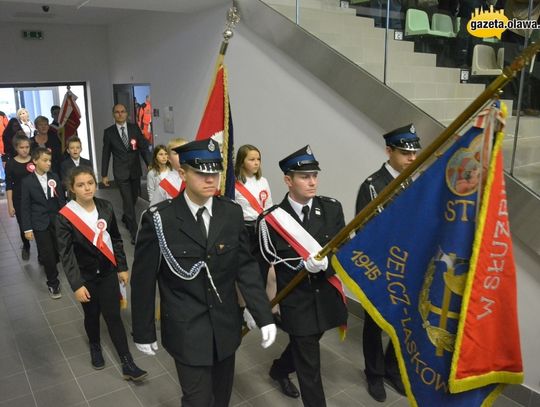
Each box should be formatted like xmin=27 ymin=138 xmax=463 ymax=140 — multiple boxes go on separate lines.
xmin=22 ymin=30 xmax=44 ymax=40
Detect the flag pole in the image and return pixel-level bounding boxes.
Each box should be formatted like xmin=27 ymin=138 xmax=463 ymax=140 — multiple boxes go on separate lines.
xmin=206 ymin=7 xmax=240 ymax=99
xmin=267 ymin=42 xmax=540 ymax=313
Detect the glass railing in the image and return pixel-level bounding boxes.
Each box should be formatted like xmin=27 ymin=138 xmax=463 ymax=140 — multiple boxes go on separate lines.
xmin=261 ymin=0 xmax=540 ymax=196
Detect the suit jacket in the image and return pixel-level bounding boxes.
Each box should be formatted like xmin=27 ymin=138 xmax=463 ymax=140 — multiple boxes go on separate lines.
xmin=101 ymin=122 xmax=150 ymax=181
xmin=131 ymin=193 xmax=273 ymax=366
xmin=263 ymin=194 xmax=348 ymax=336
xmin=56 ymin=198 xmax=128 ymax=292
xmin=355 ymin=164 xmax=394 ymax=213
xmin=21 ymin=171 xmax=65 ymax=232
xmin=60 ymin=156 xmax=93 ymax=182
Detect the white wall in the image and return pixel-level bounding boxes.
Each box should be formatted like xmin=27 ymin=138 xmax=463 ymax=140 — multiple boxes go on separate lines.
xmin=0 ymin=22 xmax=112 ymax=174
xmin=107 ymin=5 xmax=384 ymax=219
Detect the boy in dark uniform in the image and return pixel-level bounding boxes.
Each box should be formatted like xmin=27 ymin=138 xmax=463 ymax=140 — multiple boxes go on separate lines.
xmin=355 ymin=124 xmax=421 ymax=402
xmin=260 ymin=145 xmax=348 ymax=407
xmin=130 ymin=138 xmax=276 ymax=407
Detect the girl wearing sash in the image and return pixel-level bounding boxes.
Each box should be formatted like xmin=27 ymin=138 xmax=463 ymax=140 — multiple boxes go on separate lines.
xmin=146 ymin=144 xmax=170 ymax=204
xmin=149 ymin=138 xmax=186 ymax=205
xmin=56 ymin=167 xmax=147 ymax=381
xmin=234 ymin=145 xmax=279 ymax=322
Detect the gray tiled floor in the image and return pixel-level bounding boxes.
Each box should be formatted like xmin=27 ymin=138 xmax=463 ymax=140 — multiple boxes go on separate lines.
xmin=0 ymin=191 xmax=527 ymax=407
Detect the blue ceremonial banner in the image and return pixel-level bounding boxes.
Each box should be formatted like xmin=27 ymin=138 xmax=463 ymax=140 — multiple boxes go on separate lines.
xmin=333 ymin=126 xmax=503 ymax=406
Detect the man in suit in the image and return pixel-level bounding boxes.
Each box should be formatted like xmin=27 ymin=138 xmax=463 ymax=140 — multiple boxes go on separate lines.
xmin=131 ymin=139 xmax=277 ymax=407
xmin=60 ymin=136 xmax=92 ymax=182
xmin=260 ymin=145 xmax=348 ymax=407
xmin=101 ymin=104 xmax=150 ymax=244
xmin=21 ymin=147 xmax=66 ymax=298
xmin=355 ymin=124 xmax=421 ymax=402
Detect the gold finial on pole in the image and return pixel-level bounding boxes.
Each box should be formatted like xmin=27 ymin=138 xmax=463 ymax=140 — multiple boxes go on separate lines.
xmin=219 ymin=7 xmax=240 ymax=57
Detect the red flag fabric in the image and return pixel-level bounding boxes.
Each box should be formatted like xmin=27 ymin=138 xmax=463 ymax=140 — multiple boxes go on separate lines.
xmin=196 ymin=66 xmax=225 ymax=142
xmin=194 ymin=64 xmax=235 ymax=198
xmin=58 ymin=91 xmax=81 ymax=147
xmin=450 ymin=132 xmax=523 ymax=392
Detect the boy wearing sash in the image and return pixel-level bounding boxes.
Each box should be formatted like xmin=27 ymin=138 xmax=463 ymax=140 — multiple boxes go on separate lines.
xmin=56 ymin=166 xmax=147 ymax=380
xmin=131 ymin=139 xmax=276 ymax=407
xmin=21 ymin=147 xmax=65 ymax=298
xmin=355 ymin=124 xmax=421 ymax=402
xmin=260 ymin=145 xmax=348 ymax=406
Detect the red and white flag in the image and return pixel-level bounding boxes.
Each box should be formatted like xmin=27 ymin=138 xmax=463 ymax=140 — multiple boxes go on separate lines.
xmin=58 ymin=89 xmax=81 ymax=147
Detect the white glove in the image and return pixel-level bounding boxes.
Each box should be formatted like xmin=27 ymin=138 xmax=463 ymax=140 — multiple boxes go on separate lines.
xmin=135 ymin=341 xmax=159 ymax=355
xmin=243 ymin=308 xmax=257 ymax=330
xmin=304 ymin=253 xmax=328 ymax=273
xmin=260 ymin=323 xmax=277 ymax=349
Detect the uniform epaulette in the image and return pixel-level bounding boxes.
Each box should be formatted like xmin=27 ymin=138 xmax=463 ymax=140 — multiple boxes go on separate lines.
xmin=148 ymin=199 xmax=173 ymax=213
xmin=318 ymin=195 xmax=339 ymax=205
xmin=215 ymin=195 xmax=236 ymax=205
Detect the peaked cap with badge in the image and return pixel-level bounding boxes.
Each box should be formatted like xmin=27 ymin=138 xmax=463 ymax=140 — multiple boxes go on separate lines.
xmin=383 ymin=123 xmax=421 ymax=151
xmin=174 ymin=138 xmax=223 ymax=174
xmin=279 ymin=145 xmax=321 ymax=173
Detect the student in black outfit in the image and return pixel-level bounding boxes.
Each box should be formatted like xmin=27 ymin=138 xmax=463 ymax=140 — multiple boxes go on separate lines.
xmin=56 ymin=166 xmax=147 ymax=380
xmin=60 ymin=136 xmax=93 ymax=182
xmin=21 ymin=147 xmax=65 ymax=298
xmin=5 ymin=134 xmax=34 ymax=260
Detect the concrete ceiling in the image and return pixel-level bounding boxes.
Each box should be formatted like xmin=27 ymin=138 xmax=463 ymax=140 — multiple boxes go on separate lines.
xmin=0 ymin=0 xmax=231 ymax=25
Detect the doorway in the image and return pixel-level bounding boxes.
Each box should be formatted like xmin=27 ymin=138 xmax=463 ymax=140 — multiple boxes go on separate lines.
xmin=113 ymin=83 xmax=153 ymax=145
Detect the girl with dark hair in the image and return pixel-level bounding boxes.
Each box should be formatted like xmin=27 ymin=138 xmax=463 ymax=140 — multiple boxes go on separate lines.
xmin=2 ymin=118 xmax=22 ymax=160
xmin=146 ymin=144 xmax=170 ymax=203
xmin=56 ymin=166 xmax=147 ymax=381
xmin=5 ymin=134 xmax=33 ymax=260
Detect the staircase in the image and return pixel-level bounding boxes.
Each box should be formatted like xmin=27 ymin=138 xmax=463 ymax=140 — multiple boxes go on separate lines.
xmin=262 ymin=0 xmax=540 ymax=194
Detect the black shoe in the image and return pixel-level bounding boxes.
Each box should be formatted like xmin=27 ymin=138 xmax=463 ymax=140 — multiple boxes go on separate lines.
xmin=48 ymin=285 xmax=62 ymax=299
xmin=90 ymin=343 xmax=105 ymax=370
xmin=385 ymin=374 xmax=406 ymax=396
xmin=367 ymin=376 xmax=386 ymax=402
xmin=21 ymin=246 xmax=30 ymax=261
xmin=120 ymin=354 xmax=148 ymax=381
xmin=269 ymin=371 xmax=299 ymax=398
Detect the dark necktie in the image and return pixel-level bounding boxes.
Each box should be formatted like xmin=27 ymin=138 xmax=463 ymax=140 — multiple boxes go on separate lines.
xmin=196 ymin=207 xmax=207 ymax=239
xmin=120 ymin=126 xmax=129 ymax=149
xmin=301 ymin=205 xmax=310 ymax=227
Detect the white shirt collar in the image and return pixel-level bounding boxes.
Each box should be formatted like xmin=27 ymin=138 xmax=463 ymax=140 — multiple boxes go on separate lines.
xmin=116 ymin=122 xmax=127 ymax=132
xmin=385 ymin=162 xmax=401 ymax=179
xmin=72 ymin=158 xmax=80 ymax=166
xmin=184 ymin=192 xmax=213 ymax=219
xmin=287 ymin=194 xmax=312 ymax=220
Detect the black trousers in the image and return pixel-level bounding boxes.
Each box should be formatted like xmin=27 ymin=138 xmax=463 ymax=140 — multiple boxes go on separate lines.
xmin=81 ymin=272 xmax=129 ymax=357
xmin=174 ymin=353 xmax=235 ymax=407
xmin=362 ymin=312 xmax=400 ymax=380
xmin=14 ymin=203 xmax=30 ymax=250
xmin=33 ymin=225 xmax=59 ymax=288
xmin=116 ymin=177 xmax=140 ymax=239
xmin=270 ymin=333 xmax=325 ymax=407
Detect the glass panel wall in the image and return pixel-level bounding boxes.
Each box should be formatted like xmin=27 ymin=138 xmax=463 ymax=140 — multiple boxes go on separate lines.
xmin=260 ymin=0 xmax=540 ymax=196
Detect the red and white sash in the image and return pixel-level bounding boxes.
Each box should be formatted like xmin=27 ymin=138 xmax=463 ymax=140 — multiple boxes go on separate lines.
xmin=237 ymin=183 xmax=346 ymax=305
xmin=235 ymin=181 xmax=264 ymax=214
xmin=159 ymin=171 xmax=183 ymax=199
xmin=59 ymin=200 xmax=117 ymax=266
